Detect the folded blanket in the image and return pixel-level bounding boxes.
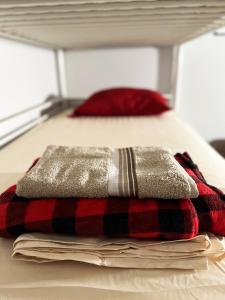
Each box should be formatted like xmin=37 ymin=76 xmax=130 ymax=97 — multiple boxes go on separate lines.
xmin=175 ymin=152 xmax=225 ymax=236
xmin=12 ymin=233 xmax=225 ymax=270
xmin=16 ymin=145 xmax=198 ymax=199
xmin=0 ymin=184 xmax=198 ymax=240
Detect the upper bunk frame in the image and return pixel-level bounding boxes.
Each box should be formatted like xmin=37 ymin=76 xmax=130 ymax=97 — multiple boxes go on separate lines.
xmin=0 ymin=0 xmax=225 ymax=49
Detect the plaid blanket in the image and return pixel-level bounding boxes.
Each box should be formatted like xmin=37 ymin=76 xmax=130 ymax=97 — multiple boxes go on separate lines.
xmin=175 ymin=152 xmax=225 ymax=236
xmin=0 ymin=184 xmax=197 ymax=240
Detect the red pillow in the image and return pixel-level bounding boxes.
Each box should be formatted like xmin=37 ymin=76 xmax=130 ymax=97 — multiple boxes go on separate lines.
xmin=70 ymin=88 xmax=170 ymax=117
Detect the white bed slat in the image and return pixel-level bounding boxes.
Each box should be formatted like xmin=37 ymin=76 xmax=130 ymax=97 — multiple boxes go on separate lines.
xmin=0 ymin=0 xmax=224 ymax=49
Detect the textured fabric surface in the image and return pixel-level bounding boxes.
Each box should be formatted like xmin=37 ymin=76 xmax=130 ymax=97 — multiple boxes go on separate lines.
xmin=12 ymin=233 xmax=217 ymax=270
xmin=133 ymin=147 xmax=198 ymax=199
xmin=108 ymin=148 xmax=139 ymax=198
xmin=175 ymin=152 xmax=225 ymax=236
xmin=13 ymin=233 xmax=225 ymax=270
xmin=16 ymin=145 xmax=111 ymax=198
xmin=16 ymin=146 xmax=198 ymax=199
xmin=108 ymin=149 xmax=120 ymax=196
xmin=0 ymin=184 xmax=197 ymax=240
xmin=70 ymin=88 xmax=170 ymax=117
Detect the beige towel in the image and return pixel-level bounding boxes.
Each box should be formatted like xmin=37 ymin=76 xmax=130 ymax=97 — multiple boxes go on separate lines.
xmin=16 ymin=145 xmax=111 ymax=198
xmin=12 ymin=233 xmax=225 ymax=270
xmin=133 ymin=147 xmax=198 ymax=199
xmin=16 ymin=146 xmax=198 ymax=199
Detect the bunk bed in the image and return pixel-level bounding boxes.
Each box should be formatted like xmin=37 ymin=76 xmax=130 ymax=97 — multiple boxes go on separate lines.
xmin=1 ymin=1 xmax=225 ymax=299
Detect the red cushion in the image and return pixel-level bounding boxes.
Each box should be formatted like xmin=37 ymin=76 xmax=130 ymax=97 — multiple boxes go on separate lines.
xmin=70 ymin=88 xmax=170 ymax=117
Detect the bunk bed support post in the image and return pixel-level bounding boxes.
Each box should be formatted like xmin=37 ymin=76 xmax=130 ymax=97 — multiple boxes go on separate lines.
xmin=157 ymin=45 xmax=180 ymax=110
xmin=54 ymin=49 xmax=67 ymax=98
xmin=171 ymin=45 xmax=180 ymax=112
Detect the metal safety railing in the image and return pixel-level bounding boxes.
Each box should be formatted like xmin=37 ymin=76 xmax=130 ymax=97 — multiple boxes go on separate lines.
xmin=0 ymin=96 xmax=65 ymax=148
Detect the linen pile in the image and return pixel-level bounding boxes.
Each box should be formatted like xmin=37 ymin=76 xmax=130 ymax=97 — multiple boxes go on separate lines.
xmin=0 ymin=146 xmax=225 ymax=271
xmin=12 ymin=233 xmax=225 ymax=270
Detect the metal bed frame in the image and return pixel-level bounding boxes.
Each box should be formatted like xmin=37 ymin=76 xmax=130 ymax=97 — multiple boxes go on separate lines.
xmin=0 ymin=96 xmax=84 ymax=149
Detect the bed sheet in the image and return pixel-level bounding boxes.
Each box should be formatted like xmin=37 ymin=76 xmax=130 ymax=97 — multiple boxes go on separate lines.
xmin=0 ymin=237 xmax=225 ymax=299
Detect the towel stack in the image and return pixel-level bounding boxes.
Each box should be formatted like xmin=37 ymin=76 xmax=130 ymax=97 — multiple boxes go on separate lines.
xmin=1 ymin=145 xmax=225 ymax=270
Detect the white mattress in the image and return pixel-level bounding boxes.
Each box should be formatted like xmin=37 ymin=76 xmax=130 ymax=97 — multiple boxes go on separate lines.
xmin=0 ymin=109 xmax=225 ymax=299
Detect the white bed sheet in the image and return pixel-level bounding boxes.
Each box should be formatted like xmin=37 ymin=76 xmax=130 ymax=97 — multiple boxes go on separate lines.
xmin=0 ymin=109 xmax=225 ymax=299
xmin=1 ymin=237 xmax=225 ymax=299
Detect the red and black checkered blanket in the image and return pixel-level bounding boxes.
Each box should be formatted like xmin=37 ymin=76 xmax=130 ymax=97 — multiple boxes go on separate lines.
xmin=175 ymin=152 xmax=225 ymax=236
xmin=0 ymin=153 xmax=224 ymax=240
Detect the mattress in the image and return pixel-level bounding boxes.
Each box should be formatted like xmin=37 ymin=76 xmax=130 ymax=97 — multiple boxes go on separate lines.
xmin=0 ymin=109 xmax=225 ymax=299
xmin=0 ymin=109 xmax=225 ymax=192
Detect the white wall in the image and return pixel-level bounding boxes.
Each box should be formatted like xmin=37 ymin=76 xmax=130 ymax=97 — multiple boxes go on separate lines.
xmin=177 ymin=30 xmax=225 ymax=142
xmin=64 ymin=47 xmax=160 ymax=98
xmin=0 ymin=38 xmax=58 ymax=120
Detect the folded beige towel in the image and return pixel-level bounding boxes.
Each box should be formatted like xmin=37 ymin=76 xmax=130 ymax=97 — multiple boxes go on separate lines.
xmin=133 ymin=147 xmax=198 ymax=199
xmin=16 ymin=145 xmax=198 ymax=199
xmin=12 ymin=233 xmax=225 ymax=270
xmin=16 ymin=145 xmax=111 ymax=198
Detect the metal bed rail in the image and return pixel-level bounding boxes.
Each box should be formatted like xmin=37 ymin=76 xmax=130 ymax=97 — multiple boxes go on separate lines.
xmin=0 ymin=96 xmax=66 ymax=149
xmin=1 ymin=100 xmax=53 ymax=123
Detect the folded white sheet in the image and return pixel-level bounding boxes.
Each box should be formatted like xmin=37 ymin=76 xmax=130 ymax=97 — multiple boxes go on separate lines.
xmin=12 ymin=233 xmax=225 ymax=270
